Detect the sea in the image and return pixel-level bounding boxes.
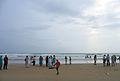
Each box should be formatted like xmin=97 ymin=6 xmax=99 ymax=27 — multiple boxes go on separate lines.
xmin=0 ymin=53 xmax=120 ymax=64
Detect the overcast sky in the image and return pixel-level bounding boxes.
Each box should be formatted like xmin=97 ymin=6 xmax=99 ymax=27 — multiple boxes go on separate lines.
xmin=0 ymin=0 xmax=120 ymax=53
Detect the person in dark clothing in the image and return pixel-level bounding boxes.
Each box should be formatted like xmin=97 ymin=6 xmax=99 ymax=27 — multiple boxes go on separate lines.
xmin=106 ymin=54 xmax=110 ymax=66
xmin=103 ymin=55 xmax=106 ymax=67
xmin=94 ymin=55 xmax=97 ymax=65
xmin=69 ymin=56 xmax=71 ymax=64
xmin=46 ymin=56 xmax=48 ymax=67
xmin=33 ymin=56 xmax=36 ymax=66
xmin=3 ymin=55 xmax=8 ymax=70
xmin=65 ymin=56 xmax=67 ymax=65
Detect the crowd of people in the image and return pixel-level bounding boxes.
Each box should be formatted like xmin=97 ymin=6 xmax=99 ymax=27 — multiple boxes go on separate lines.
xmin=94 ymin=54 xmax=120 ymax=67
xmin=25 ymin=55 xmax=72 ymax=75
xmin=1 ymin=54 xmax=120 ymax=75
xmin=25 ymin=55 xmax=61 ymax=75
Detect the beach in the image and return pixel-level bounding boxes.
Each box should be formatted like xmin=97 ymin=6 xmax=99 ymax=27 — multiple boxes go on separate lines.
xmin=0 ymin=64 xmax=120 ymax=81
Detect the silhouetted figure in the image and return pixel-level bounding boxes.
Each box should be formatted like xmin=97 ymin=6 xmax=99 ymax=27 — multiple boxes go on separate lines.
xmin=33 ymin=56 xmax=36 ymax=66
xmin=39 ymin=56 xmax=43 ymax=66
xmin=114 ymin=55 xmax=117 ymax=65
xmin=69 ymin=56 xmax=71 ymax=64
xmin=65 ymin=56 xmax=67 ymax=64
xmin=0 ymin=56 xmax=3 ymax=70
xmin=106 ymin=54 xmax=110 ymax=66
xmin=3 ymin=55 xmax=8 ymax=70
xmin=103 ymin=55 xmax=106 ymax=67
xmin=94 ymin=55 xmax=97 ymax=65
xmin=46 ymin=56 xmax=48 ymax=67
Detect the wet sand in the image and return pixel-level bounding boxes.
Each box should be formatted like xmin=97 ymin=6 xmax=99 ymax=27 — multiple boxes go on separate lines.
xmin=0 ymin=64 xmax=120 ymax=81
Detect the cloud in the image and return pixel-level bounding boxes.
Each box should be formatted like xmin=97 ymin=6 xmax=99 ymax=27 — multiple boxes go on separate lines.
xmin=0 ymin=0 xmax=120 ymax=53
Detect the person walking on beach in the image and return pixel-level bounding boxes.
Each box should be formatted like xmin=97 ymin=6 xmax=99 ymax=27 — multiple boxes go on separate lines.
xmin=25 ymin=56 xmax=29 ymax=68
xmin=33 ymin=56 xmax=36 ymax=66
xmin=65 ymin=56 xmax=67 ymax=65
xmin=106 ymin=54 xmax=110 ymax=66
xmin=53 ymin=55 xmax=56 ymax=66
xmin=0 ymin=56 xmax=3 ymax=70
xmin=103 ymin=55 xmax=106 ymax=67
xmin=94 ymin=55 xmax=97 ymax=65
xmin=69 ymin=56 xmax=71 ymax=64
xmin=55 ymin=59 xmax=60 ymax=75
xmin=39 ymin=56 xmax=43 ymax=66
xmin=46 ymin=56 xmax=48 ymax=67
xmin=3 ymin=55 xmax=8 ymax=70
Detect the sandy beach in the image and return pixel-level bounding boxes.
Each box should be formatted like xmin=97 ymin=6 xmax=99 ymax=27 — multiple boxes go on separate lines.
xmin=0 ymin=64 xmax=120 ymax=81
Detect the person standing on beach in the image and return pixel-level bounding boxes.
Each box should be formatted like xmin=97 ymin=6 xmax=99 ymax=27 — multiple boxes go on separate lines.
xmin=114 ymin=55 xmax=117 ymax=65
xmin=0 ymin=56 xmax=3 ymax=70
xmin=103 ymin=55 xmax=106 ymax=67
xmin=55 ymin=59 xmax=60 ymax=75
xmin=48 ymin=56 xmax=52 ymax=69
xmin=65 ymin=56 xmax=67 ymax=65
xmin=33 ymin=56 xmax=36 ymax=66
xmin=118 ymin=56 xmax=120 ymax=63
xmin=39 ymin=56 xmax=43 ymax=66
xmin=30 ymin=56 xmax=33 ymax=65
xmin=106 ymin=54 xmax=110 ymax=66
xmin=3 ymin=55 xmax=8 ymax=70
xmin=53 ymin=55 xmax=56 ymax=66
xmin=69 ymin=56 xmax=71 ymax=64
xmin=94 ymin=55 xmax=97 ymax=65
xmin=111 ymin=55 xmax=115 ymax=66
xmin=25 ymin=56 xmax=29 ymax=68
xmin=46 ymin=56 xmax=48 ymax=67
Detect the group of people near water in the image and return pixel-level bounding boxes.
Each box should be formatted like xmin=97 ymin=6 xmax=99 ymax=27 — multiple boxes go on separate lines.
xmin=94 ymin=54 xmax=120 ymax=67
xmin=25 ymin=55 xmax=61 ymax=75
xmin=24 ymin=55 xmax=72 ymax=75
xmin=0 ymin=55 xmax=8 ymax=70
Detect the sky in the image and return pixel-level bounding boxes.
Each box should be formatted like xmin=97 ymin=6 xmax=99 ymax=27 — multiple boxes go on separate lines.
xmin=0 ymin=0 xmax=120 ymax=53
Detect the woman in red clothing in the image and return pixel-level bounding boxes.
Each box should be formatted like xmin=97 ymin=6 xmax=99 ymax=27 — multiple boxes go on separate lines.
xmin=55 ymin=59 xmax=60 ymax=75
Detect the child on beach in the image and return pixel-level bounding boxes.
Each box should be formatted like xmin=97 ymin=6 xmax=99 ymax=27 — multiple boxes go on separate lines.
xmin=55 ymin=59 xmax=60 ymax=75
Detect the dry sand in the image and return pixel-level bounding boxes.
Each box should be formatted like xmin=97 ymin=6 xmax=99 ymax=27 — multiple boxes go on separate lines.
xmin=0 ymin=64 xmax=120 ymax=81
